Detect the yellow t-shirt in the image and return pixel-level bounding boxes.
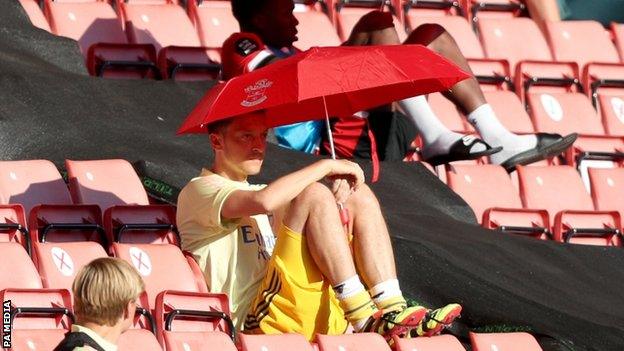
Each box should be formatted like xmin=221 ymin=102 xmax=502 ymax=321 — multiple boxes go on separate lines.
xmin=176 ymin=169 xmax=275 ymax=330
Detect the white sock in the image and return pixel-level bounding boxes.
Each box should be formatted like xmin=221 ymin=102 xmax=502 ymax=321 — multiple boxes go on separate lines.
xmin=332 ymin=275 xmax=366 ymax=299
xmin=399 ymin=96 xmax=485 ymax=159
xmin=369 ymin=279 xmax=402 ymax=303
xmin=467 ymin=104 xmax=537 ymax=164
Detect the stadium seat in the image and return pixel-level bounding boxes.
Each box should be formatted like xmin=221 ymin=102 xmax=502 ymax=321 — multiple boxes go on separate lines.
xmin=588 ymin=167 xmax=624 ymax=213
xmin=240 ymin=333 xmax=315 ymax=351
xmin=155 ymin=290 xmax=234 ymax=346
xmin=612 ymin=22 xmax=624 ymax=62
xmin=517 ymin=165 xmax=621 ymax=245
xmin=2 ymin=288 xmax=73 ymax=351
xmin=187 ymin=0 xmax=238 ymax=63
xmin=18 ymin=0 xmax=51 ymax=32
xmin=446 ymin=164 xmax=549 ymax=238
xmin=544 ymin=21 xmax=620 ymax=70
xmin=331 ymin=0 xmax=406 ymax=42
xmin=294 ymin=3 xmax=342 ymax=49
xmin=582 ymin=63 xmax=624 ymax=136
xmin=315 ymin=333 xmax=391 ymax=351
xmin=470 ymin=332 xmax=543 ymax=351
xmin=119 ymin=0 xmax=220 ymax=80
xmin=477 ymin=17 xmax=552 ymax=70
xmin=164 ymin=331 xmax=237 ymax=351
xmin=112 ymin=243 xmax=208 ymax=309
xmin=118 ymin=328 xmax=163 ymax=351
xmin=0 ymin=204 xmax=31 ymax=255
xmin=406 ymin=15 xmax=485 ymax=59
xmin=0 ymin=243 xmax=42 ymax=290
xmin=464 ymin=0 xmax=526 ymax=26
xmin=428 ymin=92 xmax=470 ymax=132
xmin=66 ymin=159 xmax=179 ymax=246
xmin=393 ymin=334 xmax=466 ymax=351
xmin=33 ymin=241 xmax=107 ymax=289
xmin=484 ymin=90 xmax=535 ymax=134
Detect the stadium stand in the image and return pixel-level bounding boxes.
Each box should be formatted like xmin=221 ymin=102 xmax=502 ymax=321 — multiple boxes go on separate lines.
xmin=2 ymin=288 xmax=74 ymax=351
xmin=66 ymin=159 xmax=179 ymax=246
xmin=315 ymin=333 xmax=391 ymax=351
xmin=517 ymin=165 xmax=621 ymax=245
xmin=470 ymin=332 xmax=543 ymax=351
xmin=588 ymin=167 xmax=624 ymax=214
xmin=392 ymin=334 xmax=466 ymax=351
xmin=240 ymin=333 xmax=315 ymax=351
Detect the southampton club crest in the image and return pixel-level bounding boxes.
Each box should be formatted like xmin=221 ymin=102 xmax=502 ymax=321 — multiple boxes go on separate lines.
xmin=241 ymin=79 xmax=273 ymax=107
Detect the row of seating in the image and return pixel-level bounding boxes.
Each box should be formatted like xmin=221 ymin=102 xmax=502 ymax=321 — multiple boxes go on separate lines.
xmin=435 ymin=163 xmax=624 ymax=246
xmin=4 ymin=280 xmax=543 ymax=351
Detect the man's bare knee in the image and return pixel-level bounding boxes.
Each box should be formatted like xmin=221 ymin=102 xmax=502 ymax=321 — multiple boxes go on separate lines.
xmin=404 ymin=23 xmax=448 ymax=47
xmin=348 ymin=183 xmax=381 ymax=211
xmin=292 ymin=182 xmax=333 ymax=207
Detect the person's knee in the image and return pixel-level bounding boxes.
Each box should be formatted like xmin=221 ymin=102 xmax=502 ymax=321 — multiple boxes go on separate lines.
xmin=404 ymin=23 xmax=448 ymax=46
xmin=349 ymin=183 xmax=381 ymax=211
xmin=293 ymin=182 xmax=334 ymax=207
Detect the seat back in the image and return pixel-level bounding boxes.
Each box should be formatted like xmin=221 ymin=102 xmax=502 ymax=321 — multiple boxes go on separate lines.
xmin=164 ymin=331 xmax=237 ymax=351
xmin=518 ymin=166 xmax=594 ymax=219
xmin=240 ymin=333 xmax=315 ymax=351
xmin=28 ymin=204 xmax=104 ymax=244
xmin=33 ymin=241 xmax=108 ymax=289
xmin=588 ymin=167 xmax=624 ymax=212
xmin=66 ymin=159 xmax=149 ymax=209
xmin=446 ymin=164 xmax=522 ymax=222
xmin=478 ymin=17 xmax=552 ymax=69
xmin=113 ymin=243 xmax=203 ymax=308
xmin=484 ymin=90 xmax=535 ymax=134
xmin=121 ymin=2 xmax=201 ymax=51
xmin=2 ymin=288 xmax=73 ymax=330
xmin=470 ymin=332 xmax=542 ymax=351
xmin=118 ymin=328 xmax=163 ymax=351
xmin=155 ymin=290 xmax=232 ymax=345
xmin=45 ymin=0 xmax=127 ymax=55
xmin=190 ymin=0 xmax=238 ymax=53
xmin=393 ymin=334 xmax=466 ymax=351
xmin=0 ymin=160 xmax=72 ymax=215
xmin=0 ymin=204 xmax=30 ymax=252
xmin=315 ymin=333 xmax=391 ymax=351
xmin=18 ymin=0 xmax=51 ymax=31
xmin=527 ymin=92 xmax=605 ymax=135
xmin=545 ymin=21 xmax=620 ymax=69
xmin=0 ymin=243 xmax=42 ymax=290
xmin=597 ymin=93 xmax=624 ymax=136
xmin=428 ymin=92 xmax=469 ymax=132
xmin=294 ymin=6 xmax=342 ymax=49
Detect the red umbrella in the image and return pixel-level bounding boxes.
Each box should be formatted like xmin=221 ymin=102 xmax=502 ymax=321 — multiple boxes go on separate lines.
xmin=177 ymin=44 xmax=470 ymax=135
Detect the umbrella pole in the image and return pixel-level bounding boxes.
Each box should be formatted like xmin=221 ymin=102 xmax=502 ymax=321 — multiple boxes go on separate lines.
xmin=323 ymin=97 xmax=337 ymax=160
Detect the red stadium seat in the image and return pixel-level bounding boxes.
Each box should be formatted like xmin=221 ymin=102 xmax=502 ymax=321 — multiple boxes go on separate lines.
xmin=588 ymin=167 xmax=624 ymax=213
xmin=393 ymin=334 xmax=466 ymax=351
xmin=155 ymin=291 xmax=234 ymax=346
xmin=33 ymin=241 xmax=107 ymax=289
xmin=118 ymin=328 xmax=163 ymax=351
xmin=0 ymin=204 xmax=30 ymax=255
xmin=428 ymin=92 xmax=470 ymax=132
xmin=612 ymin=22 xmax=624 ymax=62
xmin=2 ymin=288 xmax=73 ymax=351
xmin=241 ymin=333 xmax=316 ymax=351
xmin=315 ymin=333 xmax=391 ymax=351
xmin=66 ymin=159 xmax=179 ymax=246
xmin=470 ymin=332 xmax=542 ymax=351
xmin=544 ymin=21 xmax=620 ymax=70
xmin=518 ymin=165 xmax=621 ymax=246
xmin=188 ymin=0 xmax=238 ymax=63
xmin=582 ymin=63 xmax=624 ymax=136
xmin=0 ymin=243 xmax=42 ymax=290
xmin=484 ymin=90 xmax=535 ymax=134
xmin=18 ymin=0 xmax=51 ymax=31
xmin=478 ymin=17 xmax=552 ymax=70
xmin=294 ymin=3 xmax=342 ymax=49
xmin=446 ymin=164 xmax=549 ymax=238
xmin=119 ymin=0 xmax=220 ymax=80
xmin=332 ymin=0 xmax=406 ymax=43
xmin=112 ymin=243 xmax=208 ymax=309
xmin=464 ymin=0 xmax=525 ymax=24
xmin=164 ymin=331 xmax=237 ymax=351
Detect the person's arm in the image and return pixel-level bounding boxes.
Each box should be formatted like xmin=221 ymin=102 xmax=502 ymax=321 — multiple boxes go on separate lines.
xmin=221 ymin=159 xmax=364 ymax=219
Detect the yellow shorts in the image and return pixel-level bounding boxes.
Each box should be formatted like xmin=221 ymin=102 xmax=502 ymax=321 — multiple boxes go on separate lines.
xmin=243 ymin=223 xmax=348 ymax=340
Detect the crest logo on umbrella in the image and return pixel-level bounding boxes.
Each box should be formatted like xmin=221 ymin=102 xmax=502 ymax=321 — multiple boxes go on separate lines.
xmin=241 ymin=79 xmax=273 ymax=107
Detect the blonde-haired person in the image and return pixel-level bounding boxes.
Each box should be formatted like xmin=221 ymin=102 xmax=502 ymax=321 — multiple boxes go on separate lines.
xmin=54 ymin=257 xmax=145 ymax=351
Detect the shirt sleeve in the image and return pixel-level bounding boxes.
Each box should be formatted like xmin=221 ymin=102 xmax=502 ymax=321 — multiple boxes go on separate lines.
xmin=221 ymin=32 xmax=276 ymax=79
xmin=187 ymin=175 xmax=245 ymax=230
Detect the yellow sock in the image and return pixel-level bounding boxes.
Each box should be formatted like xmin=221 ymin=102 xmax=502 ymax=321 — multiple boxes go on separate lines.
xmin=375 ymin=295 xmax=407 ymax=314
xmin=338 ymin=290 xmax=379 ymax=330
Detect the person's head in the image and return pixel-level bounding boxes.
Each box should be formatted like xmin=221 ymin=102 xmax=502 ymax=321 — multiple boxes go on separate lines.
xmin=72 ymin=258 xmax=145 ymax=331
xmin=232 ymin=0 xmax=299 ymax=48
xmin=207 ymin=113 xmax=269 ymax=178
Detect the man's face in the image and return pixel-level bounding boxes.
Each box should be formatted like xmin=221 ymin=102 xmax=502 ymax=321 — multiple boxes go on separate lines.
xmin=254 ymin=0 xmax=299 ymax=48
xmin=212 ymin=114 xmax=269 ymax=176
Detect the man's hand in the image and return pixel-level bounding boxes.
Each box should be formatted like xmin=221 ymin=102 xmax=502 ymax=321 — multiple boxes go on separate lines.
xmin=323 ymin=159 xmax=365 ymax=191
xmin=331 ymin=178 xmax=352 ymax=204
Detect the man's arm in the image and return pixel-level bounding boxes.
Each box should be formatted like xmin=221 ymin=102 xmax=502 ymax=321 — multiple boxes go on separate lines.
xmin=221 ymin=159 xmax=364 ymax=219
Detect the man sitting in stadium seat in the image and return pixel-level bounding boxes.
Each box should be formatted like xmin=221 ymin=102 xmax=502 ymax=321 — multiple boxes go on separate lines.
xmin=221 ymin=0 xmax=576 ymax=170
xmin=54 ymin=258 xmax=145 ymax=351
xmin=176 ymin=113 xmax=462 ymax=341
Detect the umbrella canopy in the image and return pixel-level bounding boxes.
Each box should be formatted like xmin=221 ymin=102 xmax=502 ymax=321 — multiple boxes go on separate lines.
xmin=177 ymin=44 xmax=470 ymax=134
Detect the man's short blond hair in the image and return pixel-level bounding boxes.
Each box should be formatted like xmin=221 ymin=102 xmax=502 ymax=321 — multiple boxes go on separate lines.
xmin=72 ymin=257 xmax=145 ymax=326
